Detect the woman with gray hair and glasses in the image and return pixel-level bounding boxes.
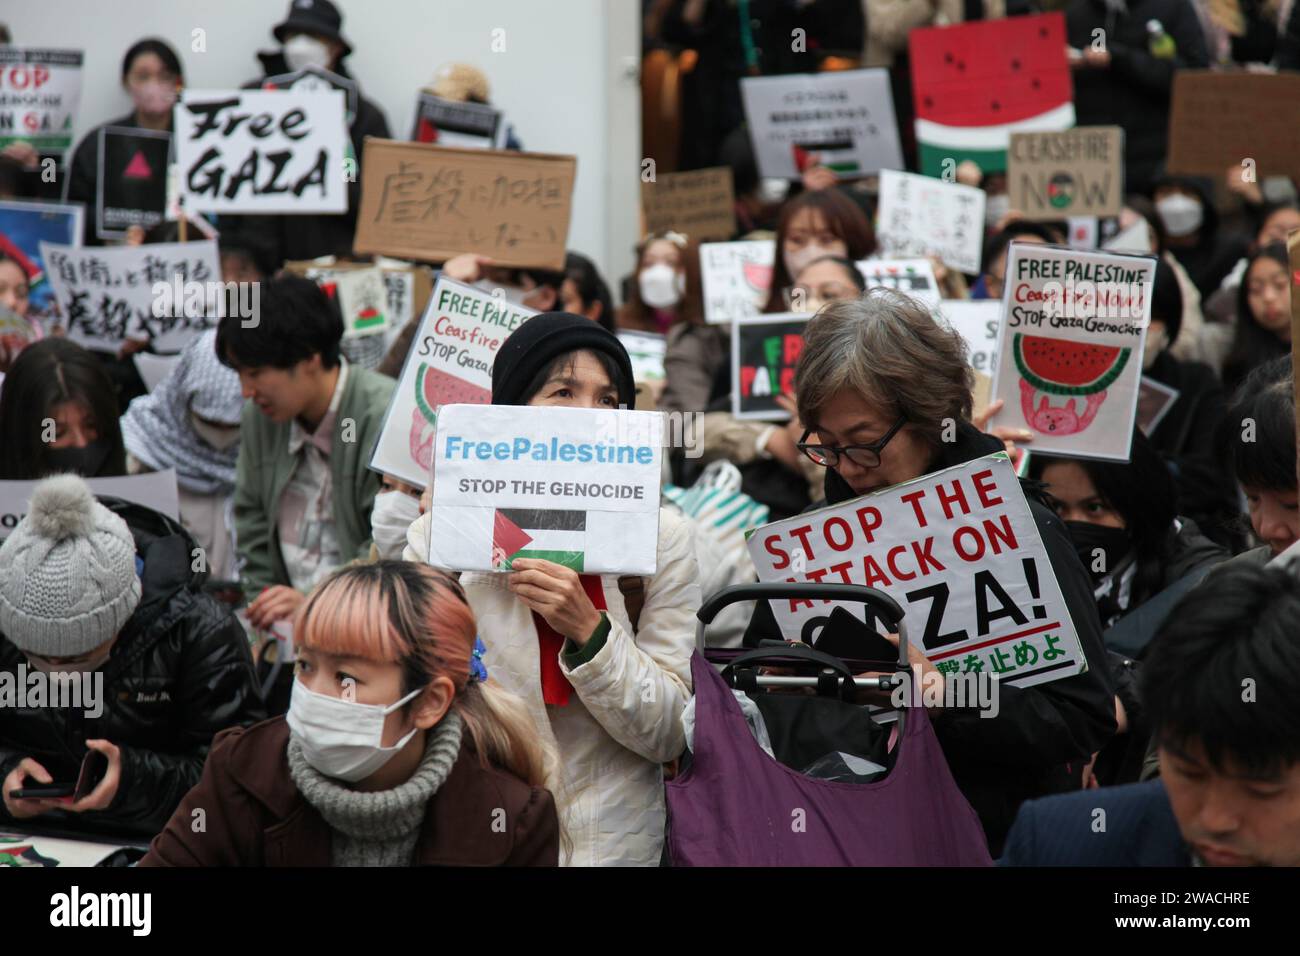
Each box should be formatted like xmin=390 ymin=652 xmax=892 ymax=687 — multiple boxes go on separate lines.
xmin=743 ymin=288 xmax=1117 ymax=857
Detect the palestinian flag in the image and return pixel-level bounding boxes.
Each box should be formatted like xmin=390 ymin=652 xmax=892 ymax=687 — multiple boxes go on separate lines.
xmin=910 ymin=12 xmax=1075 ymax=177
xmin=493 ymin=508 xmax=587 ymax=571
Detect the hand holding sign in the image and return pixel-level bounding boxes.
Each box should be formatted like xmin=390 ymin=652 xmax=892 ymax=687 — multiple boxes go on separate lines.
xmin=508 ymin=558 xmax=603 ymax=644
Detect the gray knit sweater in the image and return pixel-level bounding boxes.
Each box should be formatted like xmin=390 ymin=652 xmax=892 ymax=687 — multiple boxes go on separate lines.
xmin=287 ymin=712 xmax=463 ymax=866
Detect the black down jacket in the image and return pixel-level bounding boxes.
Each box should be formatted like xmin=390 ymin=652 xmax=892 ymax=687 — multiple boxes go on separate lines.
xmin=0 ymin=497 xmax=265 ymax=839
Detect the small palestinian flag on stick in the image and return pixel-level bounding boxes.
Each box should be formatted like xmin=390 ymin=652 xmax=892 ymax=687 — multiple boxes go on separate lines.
xmin=492 ymin=508 xmax=587 ymax=571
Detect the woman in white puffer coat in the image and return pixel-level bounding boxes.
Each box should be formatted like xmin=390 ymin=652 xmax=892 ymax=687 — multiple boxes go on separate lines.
xmin=405 ymin=312 xmax=699 ymax=866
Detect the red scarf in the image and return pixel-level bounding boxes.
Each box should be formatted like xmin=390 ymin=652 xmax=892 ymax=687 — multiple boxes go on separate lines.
xmin=534 ymin=574 xmax=607 ymax=706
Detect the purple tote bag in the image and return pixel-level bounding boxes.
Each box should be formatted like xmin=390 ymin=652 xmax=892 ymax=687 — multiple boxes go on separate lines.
xmin=666 ymin=653 xmax=994 ymax=866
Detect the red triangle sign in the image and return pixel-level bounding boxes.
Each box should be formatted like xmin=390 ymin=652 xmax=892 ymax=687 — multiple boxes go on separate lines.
xmin=416 ymin=118 xmax=439 ymax=143
xmin=123 ymin=150 xmax=152 ymax=180
xmin=492 ymin=511 xmax=533 ymax=567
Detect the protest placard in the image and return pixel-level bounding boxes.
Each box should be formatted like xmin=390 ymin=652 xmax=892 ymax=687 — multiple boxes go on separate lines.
xmin=427 ymin=404 xmax=664 ymax=574
xmin=95 ymin=126 xmax=170 ymax=240
xmin=262 ymin=64 xmax=359 ymax=126
xmin=700 ymin=239 xmax=775 ymax=323
xmin=369 ymin=276 xmax=537 ymax=488
xmin=410 ymin=92 xmax=503 ymax=149
xmin=1007 ymin=126 xmax=1123 ymax=221
xmin=1167 ymin=72 xmax=1300 ymax=182
xmin=39 ymin=239 xmax=224 ymax=353
xmin=989 ymin=242 xmax=1154 ymax=461
xmin=857 ymin=257 xmax=942 ymax=308
xmin=731 ymin=314 xmax=806 ymax=421
xmin=876 ymin=170 xmax=986 ymax=275
xmin=0 ymin=199 xmax=83 ymax=323
xmin=330 ymin=267 xmax=389 ymax=338
xmin=174 ymin=88 xmax=348 ymax=214
xmin=746 ymin=453 xmax=1086 ymax=685
xmin=909 ymin=12 xmax=1074 ymax=177
xmin=740 ymin=69 xmax=903 ymax=180
xmin=286 ymin=258 xmax=434 ymax=341
xmin=0 ymin=470 xmax=180 ymax=542
xmin=618 ymin=330 xmax=667 ymax=384
xmin=1136 ymin=376 xmax=1179 ymax=437
xmin=640 ymin=166 xmax=735 ymax=242
xmin=353 ymin=139 xmax=576 ymax=269
xmin=0 ymin=48 xmax=83 ymax=154
xmin=938 ymin=299 xmax=1002 ymax=377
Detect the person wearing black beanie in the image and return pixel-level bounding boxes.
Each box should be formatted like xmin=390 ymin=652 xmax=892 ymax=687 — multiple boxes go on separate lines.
xmin=490 ymin=312 xmax=636 ymax=408
xmin=405 ymin=309 xmax=700 ymax=866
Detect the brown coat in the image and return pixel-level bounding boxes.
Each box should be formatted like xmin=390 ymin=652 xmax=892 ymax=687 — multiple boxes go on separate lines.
xmin=139 ymin=717 xmax=559 ymax=867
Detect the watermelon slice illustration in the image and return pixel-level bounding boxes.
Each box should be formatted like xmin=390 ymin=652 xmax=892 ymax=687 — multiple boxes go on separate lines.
xmin=1013 ymin=333 xmax=1131 ymax=436
xmin=409 ymin=363 xmax=492 ymax=470
xmin=353 ymin=305 xmax=385 ymax=332
xmin=742 ymin=260 xmax=773 ymax=292
xmin=910 ymin=12 xmax=1075 ymax=177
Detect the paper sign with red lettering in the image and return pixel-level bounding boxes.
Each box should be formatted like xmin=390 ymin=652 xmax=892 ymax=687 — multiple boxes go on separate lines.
xmin=369 ymin=275 xmax=537 ymax=489
xmin=988 ymin=242 xmax=1155 ymax=461
xmin=732 ymin=313 xmax=806 ymax=420
xmin=0 ymin=48 xmax=83 ymax=154
xmin=700 ymin=240 xmax=775 ymax=323
xmin=746 ymin=453 xmax=1086 ymax=687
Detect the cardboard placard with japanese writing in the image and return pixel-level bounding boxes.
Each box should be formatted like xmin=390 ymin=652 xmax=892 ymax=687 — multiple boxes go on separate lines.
xmin=0 ymin=470 xmax=179 ymax=542
xmin=989 ymin=242 xmax=1155 ymax=461
xmin=1008 ymin=126 xmax=1123 ymax=221
xmin=1167 ymin=72 xmax=1300 ymax=182
xmin=746 ymin=453 xmax=1086 ymax=686
xmin=731 ymin=313 xmax=806 ymax=421
xmin=39 ymin=239 xmax=223 ymax=353
xmin=369 ymin=276 xmax=537 ymax=489
xmin=640 ymin=166 xmax=735 ymax=242
xmin=857 ymin=257 xmax=942 ymax=308
xmin=740 ymin=69 xmax=903 ymax=180
xmin=0 ymin=199 xmax=83 ymax=324
xmin=354 ymin=139 xmax=576 ymax=270
xmin=876 ymin=170 xmax=985 ymax=275
xmin=428 ymin=404 xmax=664 ymax=574
xmin=410 ymin=92 xmax=502 ymax=149
xmin=174 ymin=88 xmax=348 ymax=213
xmin=700 ymin=239 xmax=775 ymax=323
xmin=96 ymin=126 xmax=170 ymax=239
xmin=0 ymin=48 xmax=83 ymax=154
xmin=938 ymin=299 xmax=1002 ymax=378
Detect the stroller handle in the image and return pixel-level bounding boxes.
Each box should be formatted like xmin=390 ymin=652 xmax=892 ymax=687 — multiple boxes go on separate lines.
xmin=696 ymin=582 xmax=909 ymax=666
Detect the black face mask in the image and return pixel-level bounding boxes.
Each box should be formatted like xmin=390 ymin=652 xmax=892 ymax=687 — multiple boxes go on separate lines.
xmin=45 ymin=441 xmax=112 ymax=478
xmin=1064 ymin=520 xmax=1132 ymax=583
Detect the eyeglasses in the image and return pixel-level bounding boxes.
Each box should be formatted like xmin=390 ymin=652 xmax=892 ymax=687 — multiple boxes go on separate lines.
xmin=797 ymin=416 xmax=907 ymax=469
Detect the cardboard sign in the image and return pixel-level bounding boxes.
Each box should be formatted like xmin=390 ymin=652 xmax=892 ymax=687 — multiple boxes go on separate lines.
xmin=989 ymin=242 xmax=1155 ymax=461
xmin=174 ymin=88 xmax=349 ymax=214
xmin=700 ymin=239 xmax=775 ymax=323
xmin=427 ymin=404 xmax=663 ymax=574
xmin=1007 ymin=126 xmax=1122 ymax=221
xmin=39 ymin=239 xmax=223 ymax=353
xmin=938 ymin=299 xmax=1002 ymax=377
xmin=909 ymin=12 xmax=1074 ymax=177
xmin=876 ymin=170 xmax=986 ymax=275
xmin=1167 ymin=72 xmax=1300 ymax=182
xmin=746 ymin=453 xmax=1086 ymax=685
xmin=740 ymin=69 xmax=903 ymax=180
xmin=641 ymin=166 xmax=735 ymax=242
xmin=0 ymin=48 xmax=84 ymax=154
xmin=410 ymin=92 xmax=502 ymax=149
xmin=618 ymin=330 xmax=667 ymax=383
xmin=369 ymin=276 xmax=537 ymax=488
xmin=0 ymin=199 xmax=83 ymax=323
xmin=857 ymin=257 xmax=942 ymax=308
xmin=1136 ymin=376 xmax=1180 ymax=437
xmin=0 ymin=470 xmax=180 ymax=542
xmin=353 ymin=139 xmax=576 ymax=270
xmin=95 ymin=126 xmax=170 ymax=240
xmin=732 ymin=314 xmax=806 ymax=421
xmin=263 ymin=64 xmax=359 ymax=126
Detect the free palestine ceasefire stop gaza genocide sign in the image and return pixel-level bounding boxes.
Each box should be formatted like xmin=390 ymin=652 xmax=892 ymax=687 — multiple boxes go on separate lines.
xmin=428 ymin=404 xmax=664 ymax=575
xmin=746 ymin=453 xmax=1086 ymax=688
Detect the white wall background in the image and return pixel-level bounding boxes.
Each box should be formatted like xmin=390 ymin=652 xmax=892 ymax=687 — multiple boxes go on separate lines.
xmin=4 ymin=0 xmax=641 ymax=292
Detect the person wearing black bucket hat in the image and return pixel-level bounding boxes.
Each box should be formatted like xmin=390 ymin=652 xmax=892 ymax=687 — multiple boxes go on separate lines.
xmin=273 ymin=0 xmax=354 ymax=62
xmin=405 ymin=311 xmax=700 ymax=866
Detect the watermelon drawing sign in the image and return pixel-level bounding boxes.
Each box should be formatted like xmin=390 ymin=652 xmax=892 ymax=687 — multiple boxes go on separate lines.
xmin=368 ymin=276 xmax=537 ymax=489
xmin=989 ymin=242 xmax=1155 ymax=461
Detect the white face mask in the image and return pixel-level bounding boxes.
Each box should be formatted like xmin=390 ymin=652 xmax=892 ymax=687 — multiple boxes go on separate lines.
xmin=190 ymin=413 xmax=240 ymax=451
xmin=784 ymin=243 xmax=846 ymax=281
xmin=371 ymin=489 xmax=421 ymax=560
xmin=638 ymin=263 xmax=684 ymax=309
xmin=984 ymin=193 xmax=1011 ymax=228
xmin=1156 ymin=193 xmax=1204 ymax=238
xmin=288 ymin=678 xmax=425 ymax=783
xmin=283 ymin=35 xmax=333 ymax=72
